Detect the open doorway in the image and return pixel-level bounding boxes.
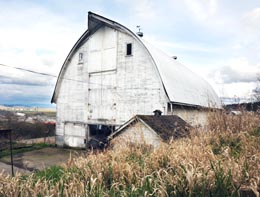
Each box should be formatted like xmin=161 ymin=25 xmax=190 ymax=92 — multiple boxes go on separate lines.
xmin=88 ymin=124 xmax=115 ymax=149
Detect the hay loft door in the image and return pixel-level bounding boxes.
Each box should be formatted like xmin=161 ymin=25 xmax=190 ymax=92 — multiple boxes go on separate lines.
xmin=87 ymin=26 xmax=117 ymax=123
xmin=88 ymin=71 xmax=116 ymax=122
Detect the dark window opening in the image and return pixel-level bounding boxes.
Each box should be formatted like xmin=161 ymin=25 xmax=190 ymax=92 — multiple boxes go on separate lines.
xmin=89 ymin=124 xmax=114 ymax=136
xmin=126 ymin=43 xmax=132 ymax=56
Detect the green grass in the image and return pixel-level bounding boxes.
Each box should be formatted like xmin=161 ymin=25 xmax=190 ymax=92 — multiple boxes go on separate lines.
xmin=251 ymin=127 xmax=260 ymax=137
xmin=210 ymin=133 xmax=242 ymax=158
xmin=0 ymin=143 xmax=53 ymax=158
xmin=33 ymin=166 xmax=65 ymax=184
xmin=23 ymin=111 xmax=56 ymax=118
xmin=16 ymin=160 xmax=244 ymax=196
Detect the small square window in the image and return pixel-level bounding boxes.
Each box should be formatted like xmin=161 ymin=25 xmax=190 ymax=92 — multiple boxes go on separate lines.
xmin=126 ymin=43 xmax=132 ymax=56
xmin=78 ymin=52 xmax=84 ymax=64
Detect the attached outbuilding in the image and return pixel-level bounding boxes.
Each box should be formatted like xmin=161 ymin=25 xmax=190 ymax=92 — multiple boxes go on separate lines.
xmin=51 ymin=12 xmax=221 ymax=148
xmin=108 ymin=112 xmax=191 ymax=148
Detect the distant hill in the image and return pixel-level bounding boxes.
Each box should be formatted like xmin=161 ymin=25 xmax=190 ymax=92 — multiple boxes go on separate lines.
xmin=0 ymin=103 xmax=55 ymax=108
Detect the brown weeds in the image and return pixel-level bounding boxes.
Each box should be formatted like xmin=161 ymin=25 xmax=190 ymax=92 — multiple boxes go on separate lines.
xmin=0 ymin=111 xmax=260 ymax=196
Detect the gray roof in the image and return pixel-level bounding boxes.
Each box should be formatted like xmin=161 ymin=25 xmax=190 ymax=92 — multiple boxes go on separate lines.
xmin=51 ymin=12 xmax=221 ymax=108
xmin=141 ymin=39 xmax=221 ymax=107
xmin=109 ymin=115 xmax=191 ymax=141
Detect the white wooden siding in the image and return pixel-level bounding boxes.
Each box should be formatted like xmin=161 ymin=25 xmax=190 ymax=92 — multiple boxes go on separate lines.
xmin=170 ymin=109 xmax=208 ymax=127
xmin=88 ymin=71 xmax=116 ymax=120
xmin=64 ymin=123 xmax=86 ymax=148
xmin=88 ymin=26 xmax=117 ymax=73
xmin=56 ymin=25 xmax=168 ymax=147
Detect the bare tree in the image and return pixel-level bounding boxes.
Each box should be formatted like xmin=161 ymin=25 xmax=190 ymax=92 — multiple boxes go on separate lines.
xmin=253 ymin=74 xmax=260 ymax=102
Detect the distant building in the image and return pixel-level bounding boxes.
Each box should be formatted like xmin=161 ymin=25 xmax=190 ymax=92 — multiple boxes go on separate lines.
xmin=51 ymin=12 xmax=221 ymax=148
xmin=109 ymin=113 xmax=191 ymax=148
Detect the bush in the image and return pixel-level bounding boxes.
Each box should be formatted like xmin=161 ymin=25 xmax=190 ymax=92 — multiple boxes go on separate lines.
xmin=0 ymin=110 xmax=55 ymax=141
xmin=11 ymin=121 xmax=55 ymax=140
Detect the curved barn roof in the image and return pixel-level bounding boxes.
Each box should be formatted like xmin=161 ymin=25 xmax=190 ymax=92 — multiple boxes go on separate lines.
xmin=51 ymin=12 xmax=221 ymax=108
xmin=141 ymin=39 xmax=221 ymax=107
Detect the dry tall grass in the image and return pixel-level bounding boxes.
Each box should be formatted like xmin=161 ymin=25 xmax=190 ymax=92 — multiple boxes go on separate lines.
xmin=0 ymin=111 xmax=260 ymax=196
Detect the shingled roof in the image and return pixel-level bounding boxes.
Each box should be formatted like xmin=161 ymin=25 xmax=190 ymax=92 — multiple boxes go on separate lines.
xmin=109 ymin=115 xmax=191 ymax=142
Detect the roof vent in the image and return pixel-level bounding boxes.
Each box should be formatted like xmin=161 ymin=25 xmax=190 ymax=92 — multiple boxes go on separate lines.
xmin=153 ymin=109 xmax=162 ymax=116
xmin=172 ymin=56 xmax=177 ymax=60
xmin=136 ymin=25 xmax=143 ymax=37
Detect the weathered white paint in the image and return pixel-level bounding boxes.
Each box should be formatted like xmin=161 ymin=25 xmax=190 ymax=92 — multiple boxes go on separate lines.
xmin=52 ymin=12 xmax=221 ymax=147
xmin=64 ymin=122 xmax=86 ymax=148
xmin=55 ymin=25 xmax=167 ymax=147
xmin=170 ymin=109 xmax=208 ymax=127
xmin=111 ymin=121 xmax=162 ymax=149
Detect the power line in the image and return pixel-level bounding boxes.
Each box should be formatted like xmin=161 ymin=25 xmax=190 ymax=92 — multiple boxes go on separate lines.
xmin=0 ymin=63 xmax=57 ymax=78
xmin=0 ymin=63 xmax=160 ymax=90
xmin=0 ymin=63 xmax=95 ymax=85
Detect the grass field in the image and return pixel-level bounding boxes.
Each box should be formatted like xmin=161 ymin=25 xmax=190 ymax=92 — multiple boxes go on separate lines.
xmin=0 ymin=110 xmax=259 ymax=196
xmin=22 ymin=110 xmax=56 ymax=118
xmin=0 ymin=143 xmax=52 ymax=158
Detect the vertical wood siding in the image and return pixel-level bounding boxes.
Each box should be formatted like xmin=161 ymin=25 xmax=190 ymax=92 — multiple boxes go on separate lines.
xmin=56 ymin=25 xmax=168 ymax=147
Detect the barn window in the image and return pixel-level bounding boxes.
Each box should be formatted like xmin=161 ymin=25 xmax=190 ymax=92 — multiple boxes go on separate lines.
xmin=78 ymin=52 xmax=84 ymax=64
xmin=126 ymin=43 xmax=132 ymax=56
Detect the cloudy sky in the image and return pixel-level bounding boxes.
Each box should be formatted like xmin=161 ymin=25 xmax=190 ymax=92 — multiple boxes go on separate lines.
xmin=0 ymin=0 xmax=259 ymax=107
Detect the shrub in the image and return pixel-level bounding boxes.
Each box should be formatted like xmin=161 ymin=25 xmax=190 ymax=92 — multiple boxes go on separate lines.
xmin=11 ymin=121 xmax=55 ymax=140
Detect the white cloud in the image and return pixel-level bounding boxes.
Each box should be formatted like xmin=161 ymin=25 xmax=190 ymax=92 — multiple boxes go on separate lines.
xmin=0 ymin=0 xmax=260 ymax=106
xmin=184 ymin=0 xmax=218 ymax=21
xmin=0 ymin=3 xmax=84 ymax=105
xmin=145 ymin=36 xmax=221 ymax=53
xmin=240 ymin=7 xmax=260 ymax=50
xmin=205 ymin=57 xmax=259 ymax=99
xmin=215 ymin=82 xmax=256 ymax=99
xmin=209 ymin=57 xmax=260 ymax=84
xmin=242 ymin=7 xmax=260 ymax=33
xmin=133 ymin=0 xmax=156 ymax=21
xmin=0 ymin=3 xmax=84 ymax=71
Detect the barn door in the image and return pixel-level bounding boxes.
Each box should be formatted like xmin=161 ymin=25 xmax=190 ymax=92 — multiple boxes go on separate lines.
xmin=87 ymin=26 xmax=117 ymax=122
xmin=88 ymin=71 xmax=116 ymax=121
xmin=64 ymin=122 xmax=86 ymax=148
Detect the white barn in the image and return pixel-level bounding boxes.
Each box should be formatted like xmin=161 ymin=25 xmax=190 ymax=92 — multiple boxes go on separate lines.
xmin=51 ymin=12 xmax=221 ymax=148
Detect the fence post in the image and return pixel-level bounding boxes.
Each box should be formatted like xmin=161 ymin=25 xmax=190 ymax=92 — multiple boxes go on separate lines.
xmin=9 ymin=130 xmax=14 ymax=177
